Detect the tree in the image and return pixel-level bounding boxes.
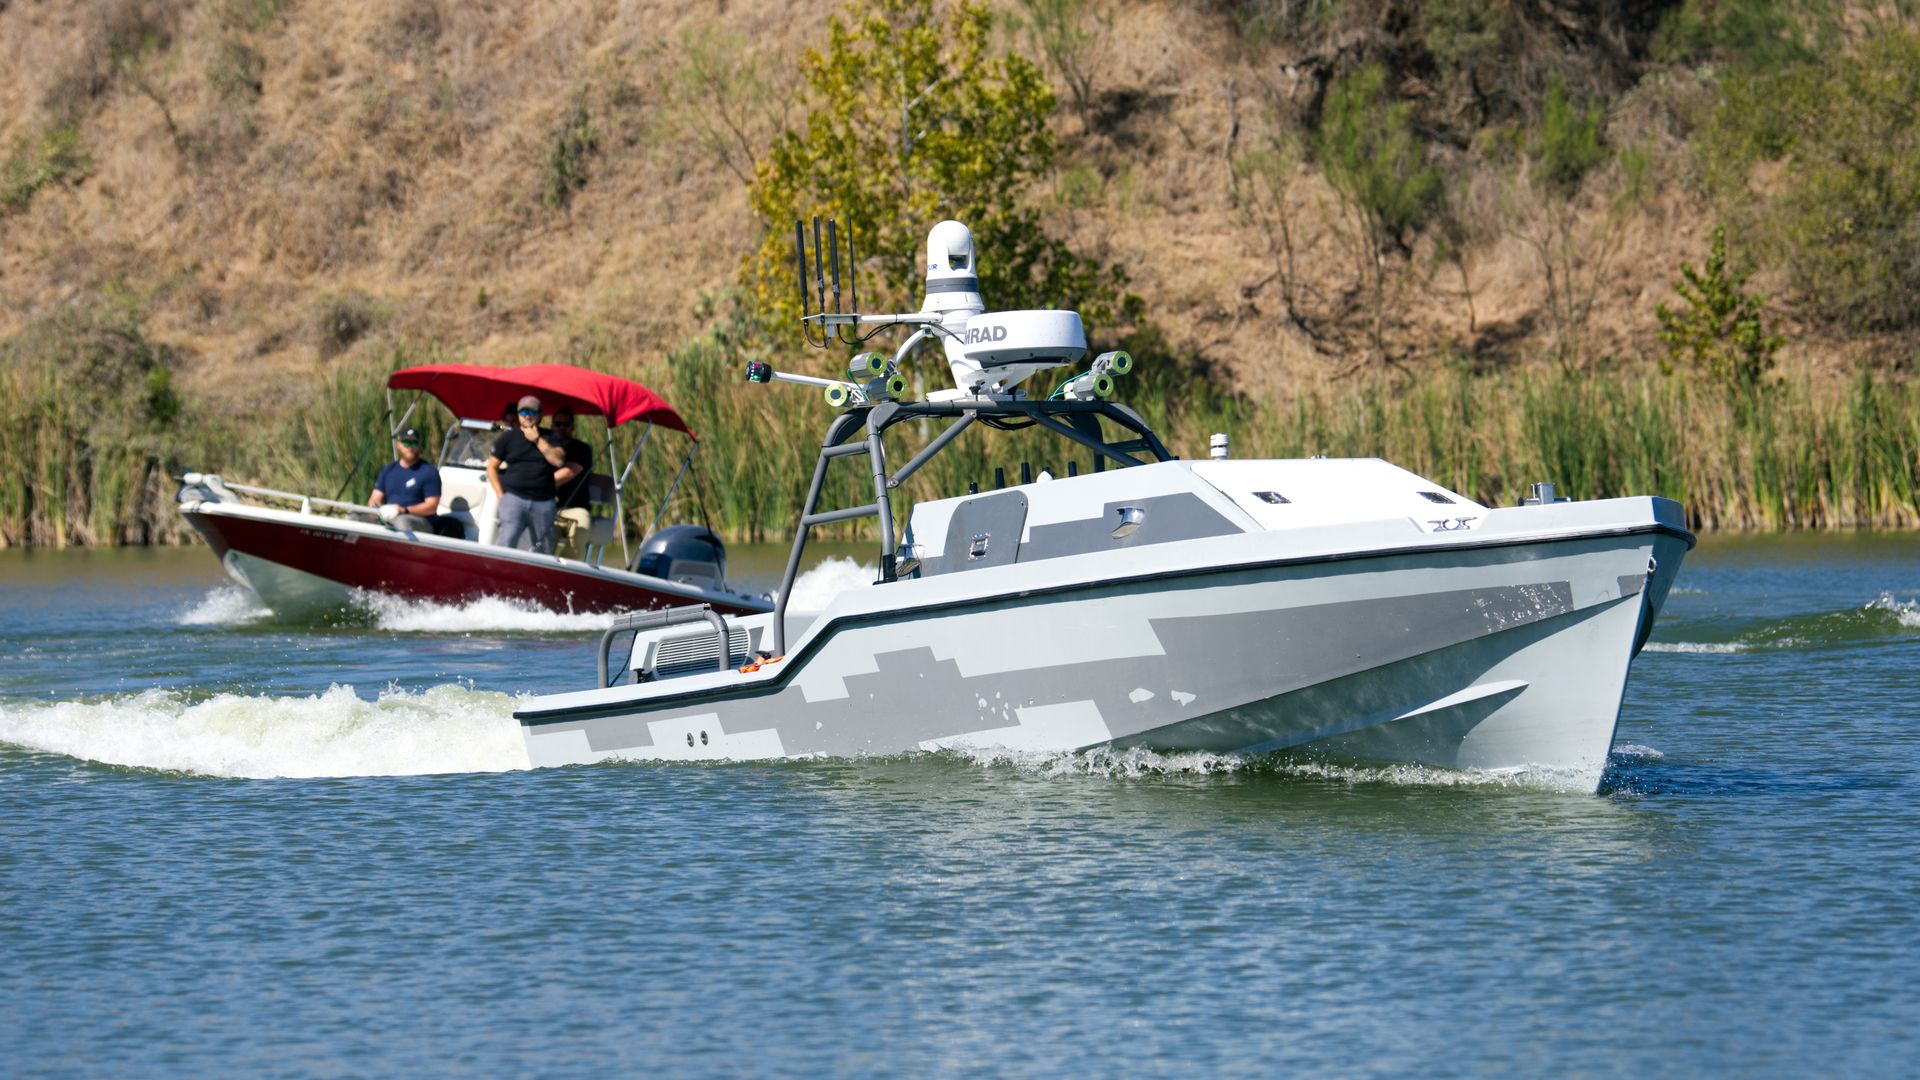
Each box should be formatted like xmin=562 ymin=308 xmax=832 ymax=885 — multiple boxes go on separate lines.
xmin=1015 ymin=0 xmax=1111 ymax=132
xmin=1508 ymin=75 xmax=1640 ymax=368
xmin=1314 ymin=64 xmax=1443 ymax=362
xmin=660 ymin=26 xmax=788 ymax=186
xmin=1231 ymin=129 xmax=1314 ymax=337
xmin=745 ymin=0 xmax=1130 ymax=334
xmin=1657 ymin=225 xmax=1782 ymax=398
xmin=1704 ymin=31 xmax=1920 ymax=331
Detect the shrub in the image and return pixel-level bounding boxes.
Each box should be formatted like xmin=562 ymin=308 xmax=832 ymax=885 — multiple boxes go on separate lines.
xmin=311 ymin=292 xmax=380 ymax=358
xmin=542 ymin=94 xmax=598 ymax=209
xmin=1701 ymin=31 xmax=1920 ymax=331
xmin=1657 ymin=225 xmax=1782 ymax=398
xmin=1 ymin=124 xmax=90 ymax=216
xmin=1315 ymin=63 xmax=1443 ymax=358
xmin=0 ymin=293 xmax=195 ymax=546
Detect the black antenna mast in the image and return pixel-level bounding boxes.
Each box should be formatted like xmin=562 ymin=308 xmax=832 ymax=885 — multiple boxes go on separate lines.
xmin=792 ymin=214 xmax=872 ymax=348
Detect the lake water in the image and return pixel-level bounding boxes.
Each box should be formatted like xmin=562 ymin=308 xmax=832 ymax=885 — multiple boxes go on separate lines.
xmin=3 ymin=535 xmax=1917 ymax=1076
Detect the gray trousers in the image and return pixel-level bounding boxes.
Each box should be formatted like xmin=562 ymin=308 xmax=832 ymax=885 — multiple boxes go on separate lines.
xmin=496 ymin=492 xmax=557 ymax=554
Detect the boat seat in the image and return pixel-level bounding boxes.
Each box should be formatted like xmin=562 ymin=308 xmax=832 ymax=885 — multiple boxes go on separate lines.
xmin=556 ymin=473 xmax=617 ymax=557
xmin=437 ymin=470 xmax=495 ymax=543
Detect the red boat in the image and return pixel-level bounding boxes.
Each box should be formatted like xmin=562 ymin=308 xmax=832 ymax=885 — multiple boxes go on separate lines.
xmin=177 ymin=363 xmax=771 ymax=619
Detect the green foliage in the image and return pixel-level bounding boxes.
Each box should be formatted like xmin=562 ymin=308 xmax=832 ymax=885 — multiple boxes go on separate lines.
xmin=1229 ymin=0 xmax=1346 ymax=51
xmin=1422 ymin=0 xmax=1512 ymax=75
xmin=1 ymin=123 xmax=90 ymax=216
xmin=1054 ymin=164 xmax=1102 ymax=209
xmin=1317 ymin=64 xmax=1444 ymax=246
xmin=213 ymin=0 xmax=291 ymax=33
xmin=1316 ymin=63 xmax=1443 ymax=358
xmin=653 ymin=299 xmax=1920 ymax=534
xmin=1657 ymin=225 xmax=1782 ymax=397
xmin=542 ymin=94 xmax=599 ymax=209
xmin=0 ymin=293 xmax=200 ymax=546
xmin=1535 ymin=75 xmax=1607 ymax=195
xmin=1653 ymin=0 xmax=1824 ymax=74
xmin=259 ymin=349 xmax=424 ymax=501
xmin=746 ymin=0 xmax=1132 ymax=332
xmin=1702 ymin=31 xmax=1920 ymax=330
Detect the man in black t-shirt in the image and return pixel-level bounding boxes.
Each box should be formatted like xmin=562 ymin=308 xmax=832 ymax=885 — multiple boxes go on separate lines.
xmin=487 ymin=394 xmax=567 ymax=553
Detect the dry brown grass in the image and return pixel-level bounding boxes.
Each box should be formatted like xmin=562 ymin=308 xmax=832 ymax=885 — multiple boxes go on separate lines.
xmin=0 ymin=0 xmax=1895 ymax=446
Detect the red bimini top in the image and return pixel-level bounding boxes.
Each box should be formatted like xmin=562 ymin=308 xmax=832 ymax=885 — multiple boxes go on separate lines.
xmin=387 ymin=363 xmax=692 ymax=437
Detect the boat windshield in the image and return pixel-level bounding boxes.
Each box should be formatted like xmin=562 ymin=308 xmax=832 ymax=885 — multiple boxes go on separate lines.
xmin=439 ymin=420 xmax=500 ymax=468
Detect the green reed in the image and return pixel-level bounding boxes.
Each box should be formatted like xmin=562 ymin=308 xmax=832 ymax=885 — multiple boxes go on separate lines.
xmin=4 ymin=301 xmax=1915 ymax=547
xmin=0 ymin=298 xmax=217 ymax=547
xmin=648 ymin=337 xmax=1920 ymax=540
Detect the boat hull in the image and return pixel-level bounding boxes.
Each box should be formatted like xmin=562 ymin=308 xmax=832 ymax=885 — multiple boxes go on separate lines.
xmin=181 ymin=505 xmax=768 ymax=618
xmin=516 ymin=520 xmax=1690 ymax=792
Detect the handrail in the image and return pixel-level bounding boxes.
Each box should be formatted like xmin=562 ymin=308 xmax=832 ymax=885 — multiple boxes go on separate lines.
xmin=597 ymin=604 xmax=732 ymax=687
xmin=210 ymin=478 xmax=371 ymax=517
xmin=768 ymin=397 xmax=1173 ymax=658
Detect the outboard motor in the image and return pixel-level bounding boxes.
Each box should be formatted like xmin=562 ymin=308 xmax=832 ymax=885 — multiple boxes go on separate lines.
xmin=635 ymin=524 xmax=727 ymax=592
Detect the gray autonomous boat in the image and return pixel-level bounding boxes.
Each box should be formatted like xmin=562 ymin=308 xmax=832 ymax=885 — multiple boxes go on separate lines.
xmin=513 ymin=220 xmax=1692 ymax=792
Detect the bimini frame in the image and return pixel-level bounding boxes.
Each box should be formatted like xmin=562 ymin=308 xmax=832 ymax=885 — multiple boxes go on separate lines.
xmin=767 ymin=396 xmax=1175 ymax=657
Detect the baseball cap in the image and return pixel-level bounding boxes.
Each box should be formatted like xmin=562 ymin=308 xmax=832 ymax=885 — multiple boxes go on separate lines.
xmin=395 ymin=427 xmax=423 ymax=445
xmin=517 ymin=394 xmax=542 ymax=412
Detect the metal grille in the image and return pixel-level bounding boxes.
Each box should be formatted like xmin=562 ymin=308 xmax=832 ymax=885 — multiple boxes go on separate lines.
xmin=647 ymin=627 xmax=752 ymax=679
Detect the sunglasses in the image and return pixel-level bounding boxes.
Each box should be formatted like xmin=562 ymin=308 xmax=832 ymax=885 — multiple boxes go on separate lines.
xmin=518 ymin=408 xmax=541 ymax=417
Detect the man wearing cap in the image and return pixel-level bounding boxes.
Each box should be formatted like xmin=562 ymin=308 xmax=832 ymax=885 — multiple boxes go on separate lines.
xmin=370 ymin=427 xmax=443 ymax=533
xmin=487 ymin=394 xmax=567 ymax=553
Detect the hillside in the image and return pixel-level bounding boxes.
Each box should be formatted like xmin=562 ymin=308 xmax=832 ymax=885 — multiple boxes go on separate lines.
xmin=2 ymin=0 xmax=1917 ymax=544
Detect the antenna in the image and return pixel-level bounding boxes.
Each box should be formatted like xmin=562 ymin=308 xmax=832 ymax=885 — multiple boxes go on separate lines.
xmin=827 ymin=219 xmax=842 ymax=330
xmin=794 ymin=220 xmax=824 ymax=347
xmin=791 ymin=215 xmax=874 ymax=348
xmin=811 ymin=217 xmax=827 ymax=329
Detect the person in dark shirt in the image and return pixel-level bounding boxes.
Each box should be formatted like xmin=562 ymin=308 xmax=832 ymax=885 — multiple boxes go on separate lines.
xmin=369 ymin=427 xmax=442 ymax=532
xmin=551 ymin=408 xmax=595 ymax=510
xmin=550 ymin=408 xmax=596 ymax=555
xmin=487 ymin=394 xmax=566 ymax=553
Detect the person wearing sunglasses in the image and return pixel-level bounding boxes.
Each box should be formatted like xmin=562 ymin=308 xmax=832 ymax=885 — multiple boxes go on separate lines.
xmin=486 ymin=394 xmax=567 ymax=553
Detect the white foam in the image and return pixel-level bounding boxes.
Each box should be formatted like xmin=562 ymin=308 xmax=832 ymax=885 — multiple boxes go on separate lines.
xmin=1642 ymin=641 xmax=1748 ymax=654
xmin=948 ymin=745 xmax=1597 ymax=790
xmin=1611 ymin=743 xmax=1665 ymax=760
xmin=175 ymin=586 xmax=271 ymax=626
xmin=784 ymin=557 xmax=875 ymax=610
xmin=352 ymin=590 xmax=614 ymax=633
xmin=951 ymin=744 xmax=1248 ymax=778
xmin=1867 ymin=592 xmax=1920 ymax=628
xmin=0 ymin=684 xmax=530 ymax=778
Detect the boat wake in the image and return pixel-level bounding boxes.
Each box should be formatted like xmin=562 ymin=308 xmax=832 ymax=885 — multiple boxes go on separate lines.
xmin=1647 ymin=592 xmax=1919 ymax=654
xmin=0 ymin=684 xmax=529 ymax=778
xmin=783 ymin=557 xmax=875 ymax=609
xmin=350 ymin=591 xmax=614 ymax=633
xmin=947 ymin=743 xmax=1660 ymax=792
xmin=175 ymin=586 xmax=272 ymax=626
xmin=0 ymin=686 xmax=1666 ymax=791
